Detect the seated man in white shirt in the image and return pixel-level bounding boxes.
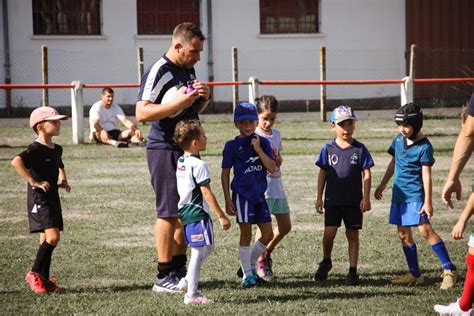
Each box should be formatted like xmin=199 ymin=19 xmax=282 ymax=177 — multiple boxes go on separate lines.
xmin=89 ymin=88 xmax=146 ymax=147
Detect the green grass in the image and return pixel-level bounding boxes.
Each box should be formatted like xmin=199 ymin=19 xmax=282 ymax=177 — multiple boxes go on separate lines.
xmin=0 ymin=112 xmax=472 ymax=314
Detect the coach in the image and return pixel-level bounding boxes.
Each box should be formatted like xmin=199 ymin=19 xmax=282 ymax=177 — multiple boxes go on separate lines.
xmin=136 ymin=22 xmax=211 ymax=293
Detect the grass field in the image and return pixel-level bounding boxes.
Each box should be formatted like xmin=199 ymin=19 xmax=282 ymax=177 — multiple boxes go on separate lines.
xmin=0 ymin=110 xmax=472 ymax=314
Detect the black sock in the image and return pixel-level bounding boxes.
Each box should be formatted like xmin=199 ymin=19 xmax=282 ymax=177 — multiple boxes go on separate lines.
xmin=157 ymin=261 xmax=173 ymax=279
xmin=322 ymin=257 xmax=332 ymax=265
xmin=40 ymin=242 xmax=56 ymax=279
xmin=349 ymin=266 xmax=357 ymax=274
xmin=31 ymin=241 xmax=55 ymax=276
xmin=172 ymin=254 xmax=187 ymax=272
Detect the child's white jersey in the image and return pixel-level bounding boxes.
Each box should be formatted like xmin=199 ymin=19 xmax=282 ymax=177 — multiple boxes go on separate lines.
xmin=176 ymin=154 xmax=211 ymax=225
xmin=255 ymin=127 xmax=287 ymax=199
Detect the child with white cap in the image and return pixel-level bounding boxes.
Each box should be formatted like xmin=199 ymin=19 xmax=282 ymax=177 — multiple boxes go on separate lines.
xmin=11 ymin=106 xmax=71 ymax=294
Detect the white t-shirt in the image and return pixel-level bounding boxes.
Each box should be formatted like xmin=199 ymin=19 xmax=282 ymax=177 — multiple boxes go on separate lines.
xmin=89 ymin=101 xmax=127 ymax=139
xmin=255 ymin=127 xmax=287 ymax=199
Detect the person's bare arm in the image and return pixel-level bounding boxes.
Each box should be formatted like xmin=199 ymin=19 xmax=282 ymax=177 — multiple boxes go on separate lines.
xmin=200 ymin=184 xmax=230 ymax=230
xmin=442 ymin=114 xmax=474 ymax=208
xmin=360 ymin=168 xmax=372 ymax=212
xmin=374 ymin=157 xmax=395 ymax=200
xmin=420 ymin=165 xmax=433 ymax=219
xmin=11 ymin=156 xmax=49 ymax=192
xmin=221 ymin=168 xmax=235 ymax=216
xmin=315 ymin=169 xmax=326 ymax=214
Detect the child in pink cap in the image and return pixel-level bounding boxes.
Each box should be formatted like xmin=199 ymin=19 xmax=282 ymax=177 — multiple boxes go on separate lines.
xmin=11 ymin=106 xmax=70 ymax=294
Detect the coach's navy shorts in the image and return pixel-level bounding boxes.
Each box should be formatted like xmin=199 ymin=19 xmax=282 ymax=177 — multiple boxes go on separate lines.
xmin=184 ymin=218 xmax=214 ymax=247
xmin=233 ymin=192 xmax=271 ymax=224
xmin=147 ymin=148 xmax=182 ymax=218
xmin=324 ymin=206 xmax=362 ymax=229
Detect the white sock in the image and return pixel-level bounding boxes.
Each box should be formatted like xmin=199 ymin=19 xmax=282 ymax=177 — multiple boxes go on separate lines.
xmin=186 ymin=246 xmax=212 ymax=297
xmin=239 ymin=245 xmax=252 ymax=278
xmin=250 ymin=240 xmax=266 ymax=269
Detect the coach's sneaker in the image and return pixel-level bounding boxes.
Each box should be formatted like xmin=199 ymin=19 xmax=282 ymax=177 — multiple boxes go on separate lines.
xmin=25 ymin=271 xmax=46 ymax=294
xmin=440 ymin=269 xmax=458 ymax=290
xmin=241 ymin=274 xmax=257 ymax=288
xmin=177 ymin=277 xmax=188 ymax=293
xmin=44 ymin=279 xmax=65 ymax=293
xmin=314 ymin=259 xmax=332 ymax=281
xmin=152 ymin=273 xmax=181 ymax=293
xmin=391 ymin=272 xmax=424 ymax=285
xmin=184 ymin=292 xmax=212 ymax=305
xmin=434 ymin=299 xmax=473 ymax=315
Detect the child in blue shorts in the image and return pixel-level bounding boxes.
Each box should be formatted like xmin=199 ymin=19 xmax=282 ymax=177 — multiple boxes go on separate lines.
xmin=314 ymin=105 xmax=374 ymax=285
xmin=173 ymin=120 xmax=231 ymax=304
xmin=375 ymin=103 xmax=457 ymax=289
xmin=221 ymin=102 xmax=277 ymax=288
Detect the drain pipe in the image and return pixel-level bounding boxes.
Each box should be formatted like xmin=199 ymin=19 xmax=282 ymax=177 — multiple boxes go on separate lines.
xmin=2 ymin=0 xmax=11 ymax=116
xmin=206 ymin=0 xmax=214 ymax=110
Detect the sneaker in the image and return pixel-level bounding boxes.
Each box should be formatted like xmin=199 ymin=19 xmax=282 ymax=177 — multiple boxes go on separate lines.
xmin=184 ymin=292 xmax=212 ymax=305
xmin=152 ymin=273 xmax=181 ymax=293
xmin=241 ymin=274 xmax=257 ymax=288
xmin=236 ymin=266 xmax=243 ymax=278
xmin=25 ymin=271 xmax=46 ymax=294
xmin=314 ymin=260 xmax=332 ymax=281
xmin=440 ymin=269 xmax=458 ymax=290
xmin=44 ymin=279 xmax=65 ymax=293
xmin=252 ymin=269 xmax=265 ymax=285
xmin=177 ymin=277 xmax=188 ymax=293
xmin=391 ymin=272 xmax=424 ymax=285
xmin=130 ymin=140 xmax=147 ymax=147
xmin=346 ymin=272 xmax=359 ymax=285
xmin=434 ymin=299 xmax=473 ymax=315
xmin=258 ymin=261 xmax=274 ymax=282
xmin=113 ymin=141 xmax=128 ymax=148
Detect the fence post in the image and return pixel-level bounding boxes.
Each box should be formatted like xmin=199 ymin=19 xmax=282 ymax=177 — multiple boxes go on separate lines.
xmin=320 ymin=46 xmax=327 ymax=122
xmin=137 ymin=46 xmax=144 ymax=83
xmin=232 ymin=46 xmax=238 ymax=111
xmin=248 ymin=76 xmax=259 ymax=105
xmin=70 ymin=81 xmax=84 ymax=144
xmin=41 ymin=45 xmax=49 ymax=107
xmin=401 ymin=44 xmax=416 ymax=105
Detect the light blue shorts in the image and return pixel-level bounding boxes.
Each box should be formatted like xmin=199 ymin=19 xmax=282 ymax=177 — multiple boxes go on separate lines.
xmin=469 ymin=232 xmax=474 ymax=248
xmin=389 ymin=202 xmax=430 ymax=226
xmin=267 ymin=198 xmax=290 ymax=215
xmin=184 ymin=219 xmax=214 ymax=247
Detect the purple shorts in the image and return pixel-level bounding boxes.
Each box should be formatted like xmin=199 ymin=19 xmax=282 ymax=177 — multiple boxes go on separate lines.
xmin=233 ymin=192 xmax=271 ymax=224
xmin=184 ymin=218 xmax=214 ymax=247
xmin=147 ymin=148 xmax=182 ymax=218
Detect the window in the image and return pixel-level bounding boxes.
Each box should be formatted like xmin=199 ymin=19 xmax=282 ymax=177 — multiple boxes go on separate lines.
xmin=32 ymin=0 xmax=101 ymax=35
xmin=137 ymin=0 xmax=200 ymax=35
xmin=260 ymin=0 xmax=319 ymax=34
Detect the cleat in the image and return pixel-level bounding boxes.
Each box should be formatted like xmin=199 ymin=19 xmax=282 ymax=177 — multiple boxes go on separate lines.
xmin=44 ymin=279 xmax=65 ymax=293
xmin=184 ymin=292 xmax=212 ymax=305
xmin=152 ymin=273 xmax=181 ymax=293
xmin=434 ymin=299 xmax=473 ymax=315
xmin=346 ymin=272 xmax=359 ymax=286
xmin=241 ymin=274 xmax=257 ymax=288
xmin=252 ymin=269 xmax=265 ymax=285
xmin=391 ymin=272 xmax=424 ymax=285
xmin=177 ymin=277 xmax=188 ymax=293
xmin=25 ymin=271 xmax=46 ymax=294
xmin=314 ymin=260 xmax=332 ymax=282
xmin=440 ymin=269 xmax=458 ymax=290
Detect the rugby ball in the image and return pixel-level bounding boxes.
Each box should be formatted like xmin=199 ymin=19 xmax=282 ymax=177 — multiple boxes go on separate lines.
xmin=161 ymin=85 xmax=187 ymax=118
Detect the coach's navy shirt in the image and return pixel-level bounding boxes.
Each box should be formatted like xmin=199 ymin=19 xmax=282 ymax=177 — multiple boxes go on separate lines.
xmin=316 ymin=139 xmax=374 ymax=207
xmin=138 ymin=55 xmax=200 ymax=150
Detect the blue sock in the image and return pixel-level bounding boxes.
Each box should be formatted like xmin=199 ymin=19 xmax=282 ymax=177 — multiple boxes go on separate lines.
xmin=403 ymin=244 xmax=421 ymax=278
xmin=431 ymin=240 xmax=456 ymax=271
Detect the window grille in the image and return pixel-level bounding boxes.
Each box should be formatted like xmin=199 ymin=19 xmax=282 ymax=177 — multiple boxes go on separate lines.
xmin=260 ymin=0 xmax=319 ymax=34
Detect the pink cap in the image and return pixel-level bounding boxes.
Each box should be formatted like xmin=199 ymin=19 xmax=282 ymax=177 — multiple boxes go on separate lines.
xmin=30 ymin=106 xmax=68 ymax=128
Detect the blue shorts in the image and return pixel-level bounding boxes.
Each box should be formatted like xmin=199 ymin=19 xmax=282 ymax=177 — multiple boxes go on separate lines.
xmin=389 ymin=202 xmax=430 ymax=226
xmin=184 ymin=218 xmax=214 ymax=247
xmin=233 ymin=192 xmax=271 ymax=224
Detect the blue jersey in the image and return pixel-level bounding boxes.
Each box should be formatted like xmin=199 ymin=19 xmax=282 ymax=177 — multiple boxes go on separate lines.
xmin=316 ymin=139 xmax=374 ymax=207
xmin=388 ymin=133 xmax=435 ymax=203
xmin=222 ymin=135 xmax=274 ymax=203
xmin=138 ymin=55 xmax=200 ymax=150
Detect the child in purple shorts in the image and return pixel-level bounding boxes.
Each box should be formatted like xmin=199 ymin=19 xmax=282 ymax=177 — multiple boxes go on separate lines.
xmin=221 ymin=102 xmax=277 ymax=288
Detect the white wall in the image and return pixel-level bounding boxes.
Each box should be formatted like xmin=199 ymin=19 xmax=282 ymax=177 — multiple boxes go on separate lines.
xmin=2 ymin=0 xmax=406 ymax=109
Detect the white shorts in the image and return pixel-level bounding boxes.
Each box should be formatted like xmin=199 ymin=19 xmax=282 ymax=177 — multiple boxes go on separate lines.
xmin=469 ymin=231 xmax=474 ymax=248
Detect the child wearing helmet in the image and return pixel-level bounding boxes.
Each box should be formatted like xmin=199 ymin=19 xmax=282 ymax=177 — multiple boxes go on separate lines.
xmin=374 ymin=103 xmax=457 ymax=289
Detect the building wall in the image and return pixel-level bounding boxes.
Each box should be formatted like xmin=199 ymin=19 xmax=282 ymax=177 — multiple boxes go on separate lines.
xmin=1 ymin=0 xmax=406 ymax=109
